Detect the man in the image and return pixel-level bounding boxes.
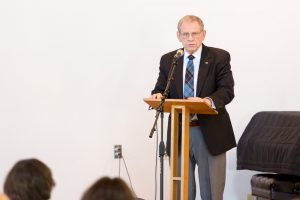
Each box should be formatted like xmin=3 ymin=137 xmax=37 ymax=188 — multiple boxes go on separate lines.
xmin=151 ymin=15 xmax=236 ymax=200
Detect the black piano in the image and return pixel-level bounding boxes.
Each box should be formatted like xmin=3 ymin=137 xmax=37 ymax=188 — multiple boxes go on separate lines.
xmin=237 ymin=111 xmax=300 ymax=199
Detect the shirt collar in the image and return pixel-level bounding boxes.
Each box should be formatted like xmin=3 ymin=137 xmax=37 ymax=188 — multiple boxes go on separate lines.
xmin=183 ymin=45 xmax=202 ymax=61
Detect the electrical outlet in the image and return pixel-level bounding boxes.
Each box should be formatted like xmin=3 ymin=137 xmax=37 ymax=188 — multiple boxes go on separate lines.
xmin=114 ymin=145 xmax=122 ymax=159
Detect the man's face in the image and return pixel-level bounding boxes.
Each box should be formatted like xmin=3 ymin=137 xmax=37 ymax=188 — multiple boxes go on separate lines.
xmin=177 ymin=21 xmax=206 ymax=54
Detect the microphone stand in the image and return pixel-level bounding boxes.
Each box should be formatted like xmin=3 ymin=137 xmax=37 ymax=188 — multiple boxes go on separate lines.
xmin=149 ymin=56 xmax=180 ymax=200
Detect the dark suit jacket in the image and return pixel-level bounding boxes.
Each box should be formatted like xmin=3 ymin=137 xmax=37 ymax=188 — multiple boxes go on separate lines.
xmin=152 ymin=44 xmax=236 ymax=156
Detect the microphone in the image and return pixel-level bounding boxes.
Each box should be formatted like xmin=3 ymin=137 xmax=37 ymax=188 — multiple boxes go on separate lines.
xmin=174 ymin=49 xmax=184 ymax=59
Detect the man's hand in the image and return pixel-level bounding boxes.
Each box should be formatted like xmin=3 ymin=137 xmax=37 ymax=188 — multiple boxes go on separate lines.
xmin=151 ymin=93 xmax=163 ymax=100
xmin=187 ymin=97 xmax=212 ymax=107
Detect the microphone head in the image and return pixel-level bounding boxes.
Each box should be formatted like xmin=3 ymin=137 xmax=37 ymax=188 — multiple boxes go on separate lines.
xmin=175 ymin=49 xmax=184 ymax=58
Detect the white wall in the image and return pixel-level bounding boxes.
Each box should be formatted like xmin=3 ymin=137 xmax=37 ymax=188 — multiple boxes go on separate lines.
xmin=0 ymin=0 xmax=300 ymax=199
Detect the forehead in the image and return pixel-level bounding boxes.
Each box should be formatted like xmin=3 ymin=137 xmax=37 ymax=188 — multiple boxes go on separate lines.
xmin=179 ymin=20 xmax=202 ymax=31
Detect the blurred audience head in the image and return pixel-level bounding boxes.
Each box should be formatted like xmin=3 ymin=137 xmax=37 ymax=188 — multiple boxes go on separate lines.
xmin=4 ymin=158 xmax=55 ymax=200
xmin=82 ymin=177 xmax=135 ymax=200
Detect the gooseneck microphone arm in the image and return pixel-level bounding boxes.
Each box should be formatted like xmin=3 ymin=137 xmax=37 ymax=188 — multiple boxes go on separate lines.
xmin=149 ymin=49 xmax=183 ymax=138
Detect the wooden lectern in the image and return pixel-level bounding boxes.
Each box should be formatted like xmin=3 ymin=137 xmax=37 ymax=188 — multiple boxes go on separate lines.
xmin=144 ymin=98 xmax=218 ymax=200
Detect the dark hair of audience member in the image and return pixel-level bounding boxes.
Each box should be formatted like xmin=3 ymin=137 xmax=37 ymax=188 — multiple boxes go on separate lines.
xmin=4 ymin=158 xmax=55 ymax=200
xmin=82 ymin=177 xmax=135 ymax=200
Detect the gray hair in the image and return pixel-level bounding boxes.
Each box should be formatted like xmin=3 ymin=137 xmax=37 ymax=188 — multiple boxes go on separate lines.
xmin=177 ymin=15 xmax=204 ymax=32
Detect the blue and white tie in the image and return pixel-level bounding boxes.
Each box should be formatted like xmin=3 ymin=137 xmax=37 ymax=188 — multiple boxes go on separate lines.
xmin=184 ymin=55 xmax=195 ymax=98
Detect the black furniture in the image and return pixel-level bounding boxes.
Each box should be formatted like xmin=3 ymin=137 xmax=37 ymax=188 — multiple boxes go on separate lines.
xmin=237 ymin=112 xmax=300 ymax=199
xmin=251 ymin=174 xmax=300 ymax=199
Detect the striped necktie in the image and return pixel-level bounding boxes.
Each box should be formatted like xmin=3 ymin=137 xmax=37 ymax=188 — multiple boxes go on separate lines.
xmin=184 ymin=55 xmax=195 ymax=98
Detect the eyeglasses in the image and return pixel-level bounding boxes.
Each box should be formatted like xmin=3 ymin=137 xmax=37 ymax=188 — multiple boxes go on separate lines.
xmin=180 ymin=31 xmax=202 ymax=39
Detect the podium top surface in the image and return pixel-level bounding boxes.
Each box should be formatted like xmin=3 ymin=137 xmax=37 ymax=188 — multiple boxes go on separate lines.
xmin=143 ymin=98 xmax=218 ymax=115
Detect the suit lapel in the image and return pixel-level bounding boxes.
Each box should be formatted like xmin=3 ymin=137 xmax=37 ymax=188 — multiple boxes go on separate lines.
xmin=174 ymin=56 xmax=184 ymax=98
xmin=196 ymin=45 xmax=210 ymax=96
xmin=173 ymin=46 xmax=210 ymax=98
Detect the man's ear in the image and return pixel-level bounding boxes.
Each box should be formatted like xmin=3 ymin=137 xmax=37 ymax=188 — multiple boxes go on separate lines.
xmin=202 ymin=30 xmax=207 ymax=38
xmin=176 ymin=31 xmax=181 ymax=42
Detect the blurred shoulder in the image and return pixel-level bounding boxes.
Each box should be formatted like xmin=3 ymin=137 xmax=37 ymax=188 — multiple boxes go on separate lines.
xmin=205 ymin=45 xmax=230 ymax=59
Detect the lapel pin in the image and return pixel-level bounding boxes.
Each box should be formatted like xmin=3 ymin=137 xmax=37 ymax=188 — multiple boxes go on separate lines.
xmin=205 ymin=61 xmax=208 ymax=64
